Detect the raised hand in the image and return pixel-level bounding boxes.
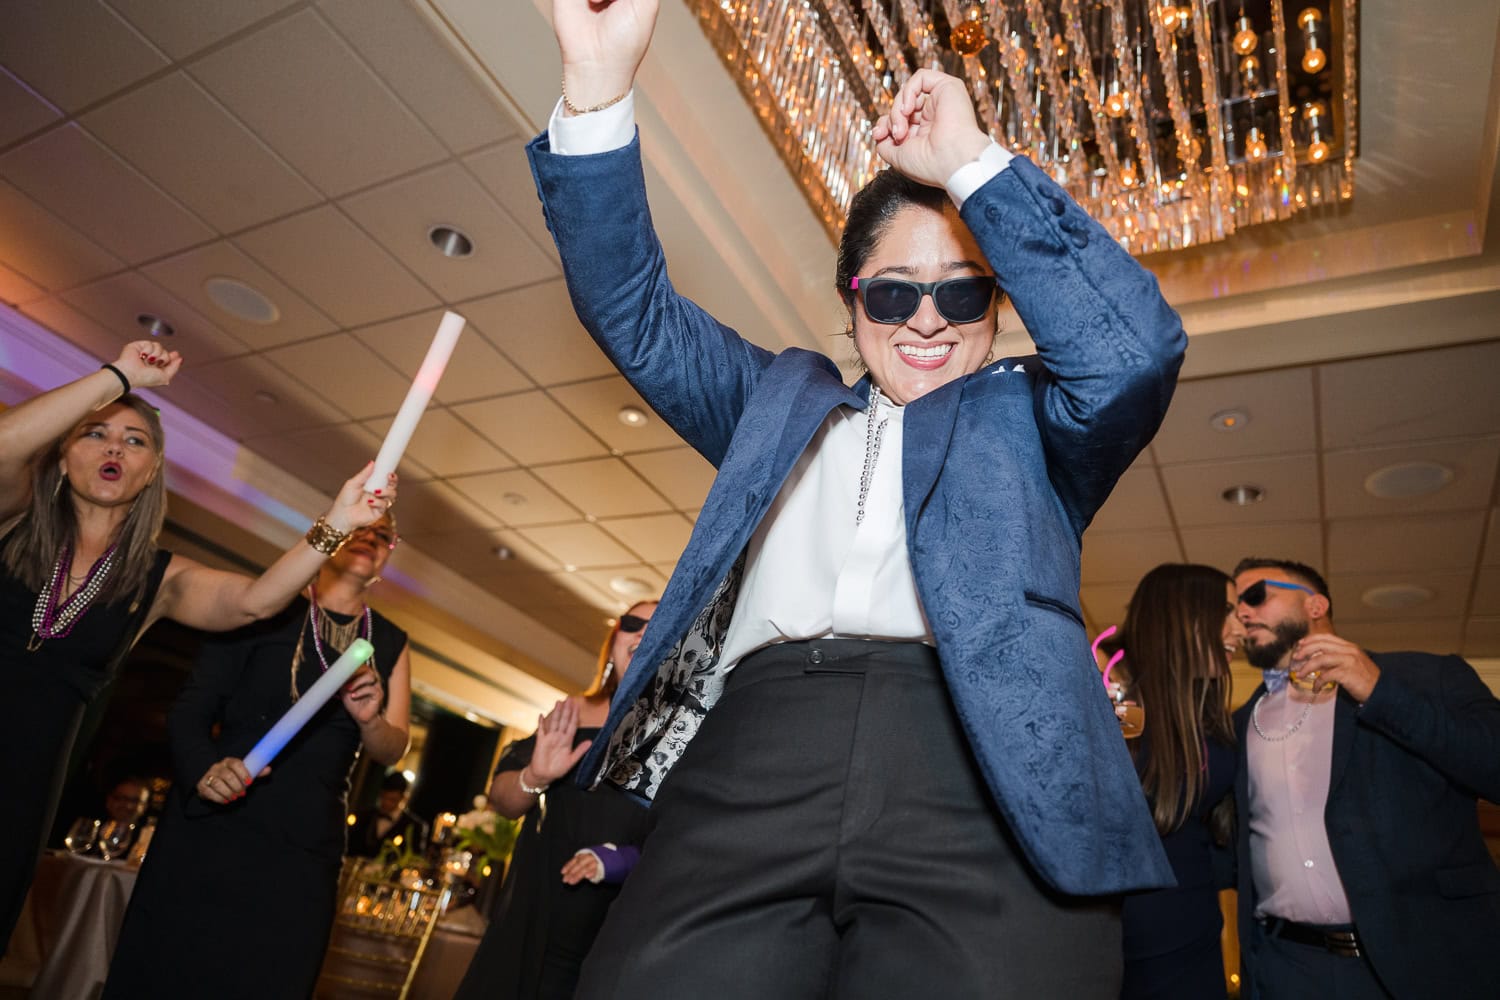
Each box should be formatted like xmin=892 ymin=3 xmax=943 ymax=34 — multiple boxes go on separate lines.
xmin=553 ymin=0 xmax=660 ymax=112
xmin=526 ymin=698 xmax=593 ymax=786
xmin=324 ymin=462 xmax=397 ymax=534
xmin=1289 ymin=633 xmax=1381 ymax=703
xmin=112 ymin=340 xmax=183 ymax=391
xmin=872 ymin=68 xmax=991 ymax=188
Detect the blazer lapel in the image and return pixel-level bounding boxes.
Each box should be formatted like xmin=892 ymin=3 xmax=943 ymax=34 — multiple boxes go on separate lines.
xmin=901 ymin=374 xmax=966 ymax=536
xmin=1327 ymin=689 xmax=1360 ymax=797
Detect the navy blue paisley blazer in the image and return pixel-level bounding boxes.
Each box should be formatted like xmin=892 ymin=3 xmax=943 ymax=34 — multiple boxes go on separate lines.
xmin=526 ymin=134 xmax=1185 ymax=895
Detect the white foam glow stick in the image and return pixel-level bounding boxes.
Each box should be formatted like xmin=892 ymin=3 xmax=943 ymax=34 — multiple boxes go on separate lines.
xmin=367 ymin=310 xmax=466 ymax=492
xmin=243 ymin=638 xmax=374 ymax=774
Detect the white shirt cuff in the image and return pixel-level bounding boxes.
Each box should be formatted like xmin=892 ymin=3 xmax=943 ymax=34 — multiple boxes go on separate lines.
xmin=547 ymin=92 xmax=637 ymax=156
xmin=945 ymin=140 xmax=1016 ymax=210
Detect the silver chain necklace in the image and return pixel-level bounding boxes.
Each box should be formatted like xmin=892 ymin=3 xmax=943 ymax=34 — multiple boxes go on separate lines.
xmin=1251 ymin=694 xmax=1313 ymax=742
xmin=855 ymin=386 xmax=890 ymax=527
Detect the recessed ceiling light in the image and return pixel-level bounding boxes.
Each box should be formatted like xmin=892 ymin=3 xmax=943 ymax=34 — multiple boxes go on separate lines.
xmin=493 ymin=545 xmax=513 ymax=560
xmin=563 ymin=564 xmax=578 ymax=573
xmin=203 ymin=276 xmax=280 ymax=325
xmin=137 ymin=313 xmax=174 ymax=337
xmin=609 ymin=575 xmax=653 ymax=597
xmin=1221 ymin=484 xmax=1265 ymax=505
xmin=501 ymin=492 xmax=527 ymax=506
xmin=618 ymin=405 xmax=649 ymax=427
xmin=1364 ymin=461 xmax=1454 ymax=499
xmin=428 ymin=225 xmax=474 ymax=258
xmin=1210 ymin=408 xmax=1249 ymax=432
xmin=1360 ymin=584 xmax=1433 ymax=610
xmin=253 ymin=390 xmax=279 ymax=404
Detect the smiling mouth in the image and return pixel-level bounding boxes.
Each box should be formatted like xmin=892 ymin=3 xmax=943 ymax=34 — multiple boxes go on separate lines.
xmin=895 ymin=343 xmax=955 ymax=370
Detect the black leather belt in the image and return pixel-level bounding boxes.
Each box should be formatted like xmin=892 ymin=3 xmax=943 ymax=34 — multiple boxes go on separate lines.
xmin=1260 ymin=917 xmax=1363 ymax=958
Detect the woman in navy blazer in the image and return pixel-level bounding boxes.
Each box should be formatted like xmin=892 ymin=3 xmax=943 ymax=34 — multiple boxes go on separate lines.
xmin=527 ymin=2 xmax=1187 ymax=995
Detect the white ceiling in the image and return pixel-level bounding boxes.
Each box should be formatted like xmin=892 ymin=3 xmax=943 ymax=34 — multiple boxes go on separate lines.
xmin=1 ymin=0 xmax=1497 ymax=715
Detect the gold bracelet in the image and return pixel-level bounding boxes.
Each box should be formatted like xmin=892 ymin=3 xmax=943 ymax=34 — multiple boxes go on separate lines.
xmin=304 ymin=516 xmax=349 ymax=555
xmin=561 ymin=75 xmax=629 ymax=116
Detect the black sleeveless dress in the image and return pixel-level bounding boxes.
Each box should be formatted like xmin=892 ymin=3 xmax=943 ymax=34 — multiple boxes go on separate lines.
xmin=103 ymin=600 xmax=406 ymax=1000
xmin=0 ymin=546 xmax=171 ymax=957
xmin=455 ymin=729 xmax=653 ymax=1000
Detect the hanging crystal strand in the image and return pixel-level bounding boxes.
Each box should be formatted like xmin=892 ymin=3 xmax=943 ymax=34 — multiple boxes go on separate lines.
xmin=1267 ymin=0 xmax=1298 ymax=217
xmin=1024 ymin=0 xmax=1082 ymax=181
xmin=1059 ymin=0 xmax=1126 ymax=183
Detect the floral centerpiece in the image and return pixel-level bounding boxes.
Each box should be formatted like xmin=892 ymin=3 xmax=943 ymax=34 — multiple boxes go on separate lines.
xmin=452 ymin=795 xmax=520 ymax=880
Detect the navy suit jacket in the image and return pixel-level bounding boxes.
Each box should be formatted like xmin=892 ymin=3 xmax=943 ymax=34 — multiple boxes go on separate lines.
xmin=1233 ymin=651 xmax=1500 ymax=999
xmin=526 ymin=134 xmax=1185 ymax=895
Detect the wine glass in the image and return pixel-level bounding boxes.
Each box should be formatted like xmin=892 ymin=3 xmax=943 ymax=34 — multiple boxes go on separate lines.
xmin=64 ymin=818 xmax=100 ymax=855
xmin=97 ymin=819 xmax=135 ymax=861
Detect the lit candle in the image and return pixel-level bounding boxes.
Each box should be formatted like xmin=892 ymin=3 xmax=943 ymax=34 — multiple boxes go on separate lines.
xmin=367 ymin=310 xmax=466 ymax=493
xmin=243 ymin=638 xmax=374 ymax=774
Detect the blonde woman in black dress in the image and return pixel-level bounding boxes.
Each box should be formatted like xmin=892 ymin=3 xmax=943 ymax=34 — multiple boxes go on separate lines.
xmin=0 ymin=340 xmax=395 ymax=957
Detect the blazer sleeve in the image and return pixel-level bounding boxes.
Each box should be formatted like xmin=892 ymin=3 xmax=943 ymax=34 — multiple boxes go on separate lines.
xmin=1356 ymin=653 xmax=1500 ymax=801
xmin=959 ymin=158 xmax=1186 ymax=534
xmin=527 ymin=132 xmax=776 ymax=468
xmin=168 ymin=630 xmax=249 ymax=792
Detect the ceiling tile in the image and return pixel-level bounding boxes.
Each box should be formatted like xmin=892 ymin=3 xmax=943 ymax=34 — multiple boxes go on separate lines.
xmin=597 ymin=513 xmax=695 ymax=564
xmin=1326 ymin=511 xmax=1485 ymax=574
xmin=1326 ymin=570 xmax=1474 ymax=623
xmin=82 ymin=71 xmax=320 ymax=233
xmin=517 ymin=522 xmax=640 ymax=569
xmin=143 ymin=240 xmax=334 ymax=347
xmin=1465 ymin=618 xmax=1500 ymax=659
xmin=1338 ymin=619 xmax=1466 ymax=656
xmin=174 ymin=354 xmax=348 ymax=438
xmin=363 ymin=407 xmax=514 ymax=478
xmin=316 ymin=0 xmax=520 ymax=154
xmin=1088 ymin=466 xmax=1173 ymax=533
xmin=353 ymin=309 xmax=531 ymax=403
xmin=1470 ymin=567 xmax=1500 ymax=618
xmin=1160 ymin=454 xmax=1320 ymax=527
xmin=263 ymin=332 xmax=411 ymax=420
xmin=1181 ymin=522 xmax=1324 ymax=576
xmin=449 ymin=527 xmax=563 ymax=574
xmin=18 ymin=297 xmax=130 ymax=363
xmin=0 ymin=0 xmax=167 ymax=112
xmin=464 ymin=141 xmax=559 ymax=265
xmin=401 ymin=529 xmax=548 ymax=585
xmin=651 ymin=562 xmax=680 ymax=582
xmin=0 ymin=178 xmax=124 ymax=290
xmin=1080 ymin=583 xmax=1138 ymax=629
xmin=1152 ymin=367 xmax=1315 ymax=463
xmin=1323 ymin=437 xmax=1500 ymax=519
xmin=240 ymin=420 xmax=384 ymax=497
xmin=448 ymin=468 xmax=580 ymax=526
xmin=1079 ymin=529 xmax=1183 ymax=585
xmin=624 ymin=448 xmax=716 ymax=511
xmin=0 ymin=261 xmax=45 ymax=306
xmin=0 ymin=125 xmax=214 ymax=263
xmin=0 ymin=66 xmax=61 ymax=147
xmin=338 ymin=162 xmax=556 ymax=302
xmin=234 ymin=205 xmax=438 ymax=326
xmin=108 ymin=0 xmax=301 ymax=60
xmin=378 ymin=477 xmax=500 ymax=532
xmin=463 ymin=281 xmax=616 ymax=386
xmin=532 ymin=458 xmax=673 ymax=520
xmin=61 ymin=271 xmax=250 ymax=362
xmin=452 ymin=391 xmax=606 ymax=466
xmin=1320 ymin=340 xmax=1500 ymax=448
xmin=572 ymin=567 xmax=669 ymax=608
xmin=189 ymin=8 xmax=447 ymax=196
xmin=549 ymin=376 xmax=689 ymax=455
xmin=1487 ymin=509 xmax=1500 ymax=566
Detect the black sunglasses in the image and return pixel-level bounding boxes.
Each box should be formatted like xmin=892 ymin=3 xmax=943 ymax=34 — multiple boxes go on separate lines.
xmin=618 ymin=613 xmax=650 ymax=634
xmin=1236 ymin=579 xmax=1316 ymax=608
xmin=849 ymin=275 xmax=999 ymax=326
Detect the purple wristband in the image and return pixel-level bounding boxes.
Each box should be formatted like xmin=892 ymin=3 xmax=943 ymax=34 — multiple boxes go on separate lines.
xmin=585 ymin=843 xmax=641 ymax=884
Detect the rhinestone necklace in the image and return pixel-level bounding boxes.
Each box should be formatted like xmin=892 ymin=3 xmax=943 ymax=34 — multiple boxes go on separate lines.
xmin=1251 ymin=694 xmax=1314 ymax=742
xmin=855 ymin=386 xmax=890 ymax=528
xmin=289 ymin=587 xmax=373 ymax=701
xmin=28 ymin=543 xmax=119 ymax=651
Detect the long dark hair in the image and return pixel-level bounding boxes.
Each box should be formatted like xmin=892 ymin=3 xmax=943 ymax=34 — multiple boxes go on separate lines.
xmin=1119 ymin=563 xmax=1235 ymax=835
xmin=0 ymin=394 xmax=167 ymax=609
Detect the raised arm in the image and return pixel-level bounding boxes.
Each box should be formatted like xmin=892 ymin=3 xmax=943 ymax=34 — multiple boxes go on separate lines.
xmin=532 ymin=0 xmax=773 ymax=466
xmin=147 ymin=464 xmax=396 ymax=634
xmin=0 ymin=341 xmax=179 ymax=518
xmin=875 ymin=70 xmax=1185 ymax=532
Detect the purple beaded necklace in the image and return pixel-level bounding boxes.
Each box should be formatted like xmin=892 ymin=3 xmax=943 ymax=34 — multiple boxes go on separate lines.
xmin=289 ymin=586 xmax=374 ymax=702
xmin=28 ymin=542 xmax=120 ymax=651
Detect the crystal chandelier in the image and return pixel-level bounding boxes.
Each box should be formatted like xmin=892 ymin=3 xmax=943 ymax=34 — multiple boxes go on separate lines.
xmin=688 ymin=0 xmax=1359 ymax=254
